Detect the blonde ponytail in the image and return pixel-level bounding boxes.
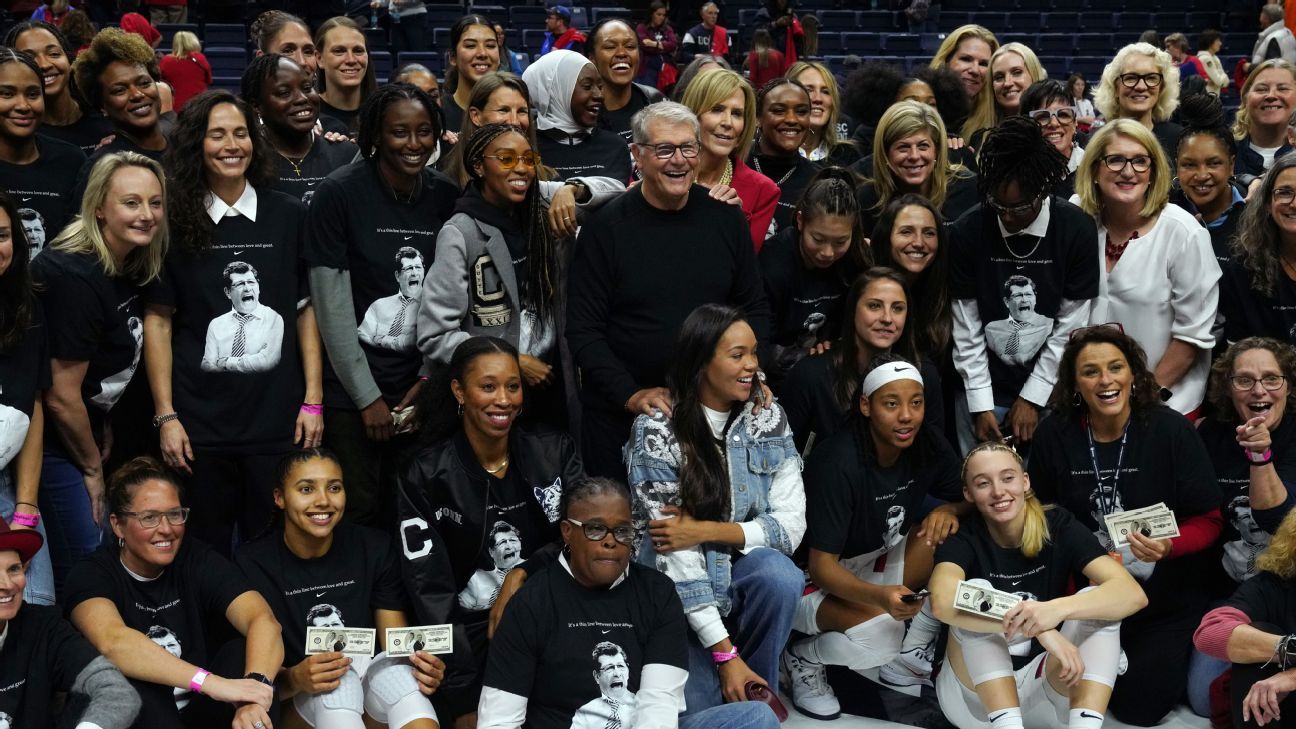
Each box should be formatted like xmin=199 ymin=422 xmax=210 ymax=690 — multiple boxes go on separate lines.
xmin=1020 ymin=490 xmax=1052 ymax=559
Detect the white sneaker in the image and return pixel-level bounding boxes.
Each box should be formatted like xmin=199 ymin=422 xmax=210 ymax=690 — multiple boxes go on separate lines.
xmin=878 ymin=647 xmax=934 ymax=696
xmin=782 ymin=650 xmax=841 ymax=720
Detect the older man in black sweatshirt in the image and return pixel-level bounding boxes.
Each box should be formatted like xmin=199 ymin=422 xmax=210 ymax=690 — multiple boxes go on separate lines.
xmin=566 ymin=101 xmax=771 ymax=478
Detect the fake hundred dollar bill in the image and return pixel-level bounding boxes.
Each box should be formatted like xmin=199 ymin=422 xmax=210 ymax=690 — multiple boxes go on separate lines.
xmin=953 ymin=580 xmax=1022 ymax=621
xmin=386 ymin=625 xmax=453 ymax=657
xmin=305 ymin=626 xmax=376 ymax=658
xmin=1103 ymin=502 xmax=1180 ymax=547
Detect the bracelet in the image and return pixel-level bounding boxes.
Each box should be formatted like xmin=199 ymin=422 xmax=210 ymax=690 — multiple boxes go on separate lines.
xmin=300 ymin=403 xmax=323 ymax=416
xmin=1247 ymin=447 xmax=1274 ymax=465
xmin=712 ymin=646 xmax=739 ymax=665
xmin=1266 ymin=635 xmax=1296 ymax=670
xmin=189 ymin=669 xmax=210 ymax=694
xmin=10 ymin=512 xmax=39 ymax=528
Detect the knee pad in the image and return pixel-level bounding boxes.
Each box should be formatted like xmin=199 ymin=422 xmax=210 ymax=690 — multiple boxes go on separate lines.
xmin=951 ymin=626 xmax=1014 ymax=686
xmin=292 ymin=668 xmax=365 ymax=728
xmin=844 ymin=613 xmax=905 ymax=665
xmin=363 ymin=655 xmax=437 ymax=726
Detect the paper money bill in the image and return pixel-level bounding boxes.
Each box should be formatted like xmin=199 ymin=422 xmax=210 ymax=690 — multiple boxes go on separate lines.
xmin=953 ymin=580 xmax=1022 ymax=621
xmin=1103 ymin=502 xmax=1180 ymax=547
xmin=305 ymin=626 xmax=376 ymax=658
xmin=386 ymin=625 xmax=453 ymax=657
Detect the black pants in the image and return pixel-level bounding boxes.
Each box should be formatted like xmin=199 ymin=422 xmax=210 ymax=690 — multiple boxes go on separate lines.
xmin=1233 ymin=622 xmax=1296 ymax=729
xmin=1109 ymin=606 xmax=1202 ymax=726
xmin=580 ymin=405 xmax=634 ymax=481
xmin=183 ymin=449 xmax=286 ymax=556
xmin=130 ymin=639 xmax=279 ymax=728
xmin=323 ymin=407 xmax=414 ymax=530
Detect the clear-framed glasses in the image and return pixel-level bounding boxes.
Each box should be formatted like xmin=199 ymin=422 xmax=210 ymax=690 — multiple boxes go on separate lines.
xmin=1119 ymin=72 xmax=1163 ymax=88
xmin=565 ymin=517 xmax=635 ymax=545
xmin=119 ymin=508 xmax=191 ymax=528
xmin=1028 ymin=106 xmax=1077 ymax=126
xmin=1102 ymin=154 xmax=1153 ymax=173
xmin=1230 ymin=375 xmax=1287 ymax=392
xmin=985 ymin=193 xmax=1043 ymax=216
xmin=643 ymin=142 xmax=700 ymax=159
xmin=484 ymin=150 xmax=541 ymax=170
xmin=1274 ymin=187 xmax=1296 ymax=205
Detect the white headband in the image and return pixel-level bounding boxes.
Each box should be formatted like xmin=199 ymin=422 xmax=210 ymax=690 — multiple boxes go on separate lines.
xmin=861 ymin=361 xmax=924 ymax=398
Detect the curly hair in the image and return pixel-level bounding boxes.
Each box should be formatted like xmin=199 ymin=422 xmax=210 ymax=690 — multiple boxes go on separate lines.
xmin=869 ymin=194 xmax=950 ymax=356
xmin=71 ymin=27 xmax=159 ymax=112
xmin=462 ymin=123 xmax=559 ymax=335
xmin=1233 ymin=59 xmax=1296 ymax=142
xmin=1206 ymin=337 xmax=1296 ymax=422
xmin=929 ymin=25 xmax=1000 ymax=139
xmin=1231 ymin=153 xmax=1296 ymax=297
xmin=1094 ymin=43 xmax=1180 ymax=123
xmin=1048 ymin=325 xmax=1163 ymax=420
xmin=164 ymin=90 xmax=275 ymax=253
xmin=356 ymin=83 xmax=442 ymax=162
xmin=1258 ymin=508 xmax=1296 ymax=579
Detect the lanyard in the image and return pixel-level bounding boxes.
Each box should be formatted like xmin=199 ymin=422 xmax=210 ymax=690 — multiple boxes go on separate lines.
xmin=1086 ymin=418 xmax=1130 ymax=517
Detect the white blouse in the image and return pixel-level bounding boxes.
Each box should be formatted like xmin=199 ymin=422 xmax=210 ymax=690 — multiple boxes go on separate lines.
xmin=1077 ymin=200 xmax=1221 ymax=413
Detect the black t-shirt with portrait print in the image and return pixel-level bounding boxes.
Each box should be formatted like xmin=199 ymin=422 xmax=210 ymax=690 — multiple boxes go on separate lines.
xmin=1028 ymin=406 xmax=1221 ymax=614
xmin=536 ymin=129 xmax=633 ymax=184
xmin=303 ymin=160 xmax=458 ymax=408
xmin=0 ymin=136 xmax=86 ymax=257
xmin=63 ymin=539 xmax=252 ymax=713
xmin=805 ymin=426 xmax=961 ymax=567
xmin=758 ymin=225 xmax=854 ymax=376
xmin=0 ymin=303 xmax=50 ymax=468
xmin=0 ymin=604 xmax=102 ymax=727
xmin=1198 ymin=415 xmax=1296 ymax=586
xmin=1219 ymin=259 xmax=1296 ymax=345
xmin=38 ymin=111 xmax=115 ymax=155
xmin=269 ymin=136 xmax=359 ymax=207
xmin=144 ymin=188 xmax=308 ymax=454
xmin=236 ymin=522 xmax=407 ymax=666
xmin=948 ymin=198 xmax=1099 ymax=408
xmin=484 ymin=559 xmax=689 ymax=729
xmin=31 ymin=248 xmax=144 ymax=446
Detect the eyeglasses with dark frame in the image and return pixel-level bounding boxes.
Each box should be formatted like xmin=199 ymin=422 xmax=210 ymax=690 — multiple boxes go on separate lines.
xmin=1102 ymin=154 xmax=1153 ymax=174
xmin=565 ymin=517 xmax=635 ymax=545
xmin=484 ymin=150 xmax=541 ymax=170
xmin=1027 ymin=106 xmax=1078 ymax=126
xmin=1119 ymin=72 xmax=1163 ymax=88
xmin=1274 ymin=187 xmax=1296 ymax=205
xmin=1069 ymin=321 xmax=1125 ymax=342
xmin=1230 ymin=375 xmax=1287 ymax=392
xmin=118 ymin=508 xmax=191 ymax=528
xmin=640 ymin=142 xmax=700 ymax=160
xmin=985 ymin=193 xmax=1044 ymax=216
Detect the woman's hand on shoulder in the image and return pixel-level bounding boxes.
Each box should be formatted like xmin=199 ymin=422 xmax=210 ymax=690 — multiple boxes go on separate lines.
xmin=547 ymin=185 xmax=579 ymax=238
xmin=708 ymin=183 xmax=744 ymax=208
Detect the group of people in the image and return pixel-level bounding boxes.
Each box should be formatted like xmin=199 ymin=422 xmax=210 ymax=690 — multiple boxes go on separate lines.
xmin=5 ymin=5 xmax=1296 ymax=729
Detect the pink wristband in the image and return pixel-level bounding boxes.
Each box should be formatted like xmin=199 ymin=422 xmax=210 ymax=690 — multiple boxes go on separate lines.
xmin=300 ymin=403 xmax=323 ymax=416
xmin=10 ymin=511 xmax=38 ymax=528
xmin=712 ymin=646 xmax=739 ymax=664
xmin=189 ymin=669 xmax=209 ymax=694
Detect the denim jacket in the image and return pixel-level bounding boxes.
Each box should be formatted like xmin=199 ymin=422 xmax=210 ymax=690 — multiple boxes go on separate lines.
xmin=625 ymin=401 xmax=805 ymax=641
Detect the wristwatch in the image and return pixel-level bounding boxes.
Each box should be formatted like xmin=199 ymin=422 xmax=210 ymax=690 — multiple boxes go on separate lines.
xmin=152 ymin=413 xmax=179 ymax=428
xmin=245 ymin=672 xmax=274 ymax=688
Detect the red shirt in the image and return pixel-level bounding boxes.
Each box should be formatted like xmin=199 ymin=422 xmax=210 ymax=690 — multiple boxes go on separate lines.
xmin=730 ymin=156 xmax=780 ymax=253
xmin=159 ymin=53 xmax=212 ymax=111
xmin=747 ymin=50 xmax=786 ymax=91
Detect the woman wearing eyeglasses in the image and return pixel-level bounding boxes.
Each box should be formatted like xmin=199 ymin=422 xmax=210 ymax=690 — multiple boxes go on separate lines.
xmin=1221 ymin=154 xmax=1296 ymax=345
xmin=1021 ymin=79 xmax=1085 ymax=198
xmin=626 ymin=304 xmax=805 ymax=713
xmin=1094 ymin=43 xmax=1182 ymax=160
xmin=1186 ymin=337 xmax=1296 ymax=717
xmin=396 ymin=336 xmax=584 ymax=729
xmin=523 ymin=50 xmax=633 ymax=183
xmin=480 ymin=476 xmax=779 ymax=729
xmin=1029 ymin=325 xmax=1221 ymax=726
xmin=66 ymin=456 xmax=284 ymax=729
xmin=1231 ymin=59 xmax=1296 ymax=179
xmin=418 ymin=123 xmax=622 ymax=432
xmin=1073 ymin=119 xmax=1220 ymax=417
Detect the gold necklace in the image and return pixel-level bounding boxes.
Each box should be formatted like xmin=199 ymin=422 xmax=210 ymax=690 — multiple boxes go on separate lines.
xmin=484 ymin=456 xmax=509 ymax=474
xmin=277 ymin=148 xmax=307 ymax=177
xmin=719 ymin=158 xmax=733 ymax=187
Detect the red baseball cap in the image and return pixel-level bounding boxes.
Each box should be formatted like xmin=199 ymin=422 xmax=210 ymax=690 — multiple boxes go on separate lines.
xmin=0 ymin=516 xmax=43 ymax=565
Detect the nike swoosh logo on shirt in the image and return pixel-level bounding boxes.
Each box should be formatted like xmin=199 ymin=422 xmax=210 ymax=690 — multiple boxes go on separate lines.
xmin=404 ymin=235 xmax=413 ymax=240
xmin=601 ymin=629 xmax=611 ymax=634
xmin=316 ymin=592 xmax=326 ymax=597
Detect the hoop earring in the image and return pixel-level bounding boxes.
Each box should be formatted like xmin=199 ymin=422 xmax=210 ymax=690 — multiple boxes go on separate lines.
xmin=457 ymin=401 xmax=464 ymax=416
xmin=117 ymin=537 xmax=124 ymax=548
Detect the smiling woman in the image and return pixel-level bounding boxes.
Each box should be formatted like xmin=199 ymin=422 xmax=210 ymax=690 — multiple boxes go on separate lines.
xmin=747 ymin=78 xmax=820 ymax=240
xmin=588 ymin=18 xmax=664 ymax=143
xmin=313 ymin=16 xmax=376 ymax=136
xmin=525 ymin=49 xmax=632 ymax=182
xmin=4 ymin=20 xmax=113 ymax=154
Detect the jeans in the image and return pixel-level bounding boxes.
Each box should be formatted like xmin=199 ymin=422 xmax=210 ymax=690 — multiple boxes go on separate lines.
xmin=38 ymin=452 xmax=103 ymax=599
xmin=681 ymin=547 xmax=802 ymax=714
xmin=1188 ymin=647 xmax=1231 ymax=717
xmin=679 ymin=701 xmax=779 ymax=729
xmin=0 ymin=467 xmax=54 ymax=605
xmin=955 ymin=398 xmax=1010 ymax=456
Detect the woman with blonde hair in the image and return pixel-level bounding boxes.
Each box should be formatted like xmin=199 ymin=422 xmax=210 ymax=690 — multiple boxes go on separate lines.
xmin=788 ymin=60 xmax=859 ymax=166
xmin=857 ymin=99 xmax=978 ymax=232
xmin=929 ymin=24 xmax=999 ymax=141
xmin=158 ymin=30 xmax=210 ymax=110
xmin=1230 ymin=58 xmax=1296 ymax=178
xmin=1073 ymin=119 xmax=1219 ymax=416
xmin=30 ymin=152 xmax=167 ymax=595
xmin=680 ymin=67 xmax=780 ymax=249
xmin=1094 ymin=42 xmax=1182 ymax=157
xmin=988 ymin=42 xmax=1045 ymax=122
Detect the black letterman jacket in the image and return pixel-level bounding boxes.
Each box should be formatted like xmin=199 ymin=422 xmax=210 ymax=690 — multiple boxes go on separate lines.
xmin=395 ymin=426 xmax=585 ymax=715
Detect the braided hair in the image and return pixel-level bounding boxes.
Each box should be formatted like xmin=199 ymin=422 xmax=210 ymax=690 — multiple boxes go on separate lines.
xmin=462 ymin=123 xmax=558 ymax=338
xmin=0 ymin=47 xmax=43 ymax=97
xmin=356 ymin=83 xmax=442 ymax=161
xmin=976 ymin=115 xmax=1068 ymax=201
xmin=1175 ymin=91 xmax=1236 ymax=159
xmin=795 ymin=166 xmax=870 ymax=275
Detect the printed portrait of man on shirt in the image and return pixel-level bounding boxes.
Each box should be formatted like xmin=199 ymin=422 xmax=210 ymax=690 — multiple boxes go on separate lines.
xmin=570 ymin=641 xmax=637 ymax=729
xmin=984 ymin=274 xmax=1054 ymax=366
xmin=200 ymin=261 xmax=285 ymax=373
xmin=458 ymin=520 xmax=524 ymax=610
xmin=18 ymin=208 xmax=44 ymax=256
xmin=359 ymin=246 xmax=424 ymax=352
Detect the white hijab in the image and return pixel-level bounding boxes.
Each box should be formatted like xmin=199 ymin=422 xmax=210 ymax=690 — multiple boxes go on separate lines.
xmin=523 ymin=49 xmax=594 ymax=136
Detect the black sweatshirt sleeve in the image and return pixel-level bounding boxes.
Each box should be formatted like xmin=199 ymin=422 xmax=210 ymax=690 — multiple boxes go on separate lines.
xmin=565 ymin=216 xmax=641 ymax=410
